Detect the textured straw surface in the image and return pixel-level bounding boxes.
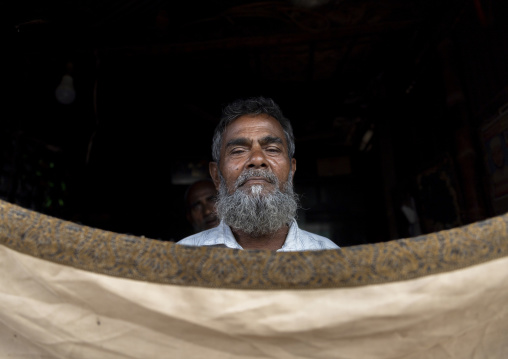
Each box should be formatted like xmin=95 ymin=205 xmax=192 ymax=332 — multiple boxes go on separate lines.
xmin=0 ymin=199 xmax=507 ymax=289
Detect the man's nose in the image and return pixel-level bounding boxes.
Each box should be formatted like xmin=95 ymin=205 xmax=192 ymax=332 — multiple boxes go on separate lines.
xmin=247 ymin=147 xmax=268 ymax=169
xmin=203 ymin=202 xmax=214 ymax=215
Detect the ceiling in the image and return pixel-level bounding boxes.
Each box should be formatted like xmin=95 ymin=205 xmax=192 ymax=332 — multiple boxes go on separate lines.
xmin=10 ymin=0 xmax=470 ymax=154
xmin=12 ymin=0 xmax=468 ymax=100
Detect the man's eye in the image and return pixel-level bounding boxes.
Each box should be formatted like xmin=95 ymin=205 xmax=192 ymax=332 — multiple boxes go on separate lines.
xmin=266 ymin=147 xmax=281 ymax=153
xmin=230 ymin=148 xmax=245 ymax=154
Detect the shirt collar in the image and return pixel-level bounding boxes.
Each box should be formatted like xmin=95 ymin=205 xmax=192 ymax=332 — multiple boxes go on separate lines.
xmin=199 ymin=221 xmax=243 ymax=249
xmin=278 ymin=219 xmax=299 ymax=251
xmin=209 ymin=220 xmax=298 ymax=251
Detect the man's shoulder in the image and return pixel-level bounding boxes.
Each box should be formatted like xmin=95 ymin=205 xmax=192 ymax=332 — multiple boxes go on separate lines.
xmin=176 ymin=232 xmax=201 ymax=246
xmin=297 ymin=227 xmax=340 ymax=249
xmin=177 ymin=227 xmax=220 ymax=246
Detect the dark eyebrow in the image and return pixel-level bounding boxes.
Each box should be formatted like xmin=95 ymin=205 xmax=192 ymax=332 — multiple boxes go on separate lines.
xmin=259 ymin=136 xmax=283 ymax=146
xmin=225 ymin=136 xmax=283 ymax=149
xmin=225 ymin=137 xmax=251 ymax=149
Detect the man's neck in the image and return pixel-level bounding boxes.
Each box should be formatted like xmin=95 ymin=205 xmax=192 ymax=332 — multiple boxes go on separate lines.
xmin=231 ymin=225 xmax=290 ymax=251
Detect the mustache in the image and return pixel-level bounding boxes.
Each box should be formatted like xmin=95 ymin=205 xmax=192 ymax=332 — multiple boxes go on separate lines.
xmin=235 ymin=169 xmax=278 ymax=189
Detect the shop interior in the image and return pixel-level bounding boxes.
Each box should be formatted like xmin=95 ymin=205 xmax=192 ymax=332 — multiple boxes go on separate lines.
xmin=7 ymin=0 xmax=508 ymax=246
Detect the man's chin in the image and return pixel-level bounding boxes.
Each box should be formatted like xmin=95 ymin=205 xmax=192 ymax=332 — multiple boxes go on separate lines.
xmin=204 ymin=219 xmax=219 ymax=229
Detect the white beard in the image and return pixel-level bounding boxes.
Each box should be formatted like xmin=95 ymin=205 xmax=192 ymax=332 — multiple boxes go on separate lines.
xmin=215 ymin=168 xmax=299 ymax=237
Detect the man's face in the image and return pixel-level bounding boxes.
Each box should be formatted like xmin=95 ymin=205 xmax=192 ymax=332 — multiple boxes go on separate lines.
xmin=210 ymin=114 xmax=296 ymax=195
xmin=186 ymin=181 xmax=219 ymax=232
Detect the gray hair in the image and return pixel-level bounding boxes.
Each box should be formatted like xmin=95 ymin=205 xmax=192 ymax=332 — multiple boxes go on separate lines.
xmin=211 ymin=97 xmax=296 ymax=163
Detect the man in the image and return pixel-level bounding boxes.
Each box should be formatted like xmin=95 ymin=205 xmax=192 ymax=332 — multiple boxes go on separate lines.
xmin=184 ymin=179 xmax=219 ymax=233
xmin=177 ymin=96 xmax=339 ymax=251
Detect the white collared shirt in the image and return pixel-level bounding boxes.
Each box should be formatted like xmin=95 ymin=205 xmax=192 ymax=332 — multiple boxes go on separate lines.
xmin=177 ymin=220 xmax=340 ymax=251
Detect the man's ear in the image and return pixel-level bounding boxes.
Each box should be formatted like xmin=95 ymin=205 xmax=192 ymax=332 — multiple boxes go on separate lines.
xmin=209 ymin=162 xmax=220 ymax=190
xmin=291 ymin=158 xmax=296 ymax=178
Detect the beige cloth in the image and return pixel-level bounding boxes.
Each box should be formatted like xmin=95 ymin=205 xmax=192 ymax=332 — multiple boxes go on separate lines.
xmin=0 ymin=199 xmax=508 ymax=358
xmin=1 ymin=243 xmax=508 ymax=358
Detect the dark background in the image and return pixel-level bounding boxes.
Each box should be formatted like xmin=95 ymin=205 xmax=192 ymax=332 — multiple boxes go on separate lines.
xmin=6 ymin=0 xmax=508 ymax=246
